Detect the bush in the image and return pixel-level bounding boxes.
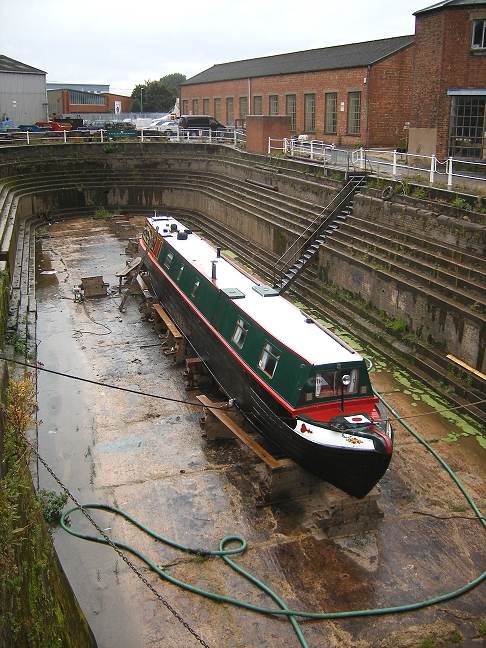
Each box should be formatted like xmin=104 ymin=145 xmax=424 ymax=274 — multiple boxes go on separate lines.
xmin=38 ymin=489 xmax=68 ymax=525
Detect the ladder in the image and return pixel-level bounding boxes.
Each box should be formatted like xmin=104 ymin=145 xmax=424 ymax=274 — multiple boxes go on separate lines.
xmin=273 ymin=175 xmax=366 ymax=295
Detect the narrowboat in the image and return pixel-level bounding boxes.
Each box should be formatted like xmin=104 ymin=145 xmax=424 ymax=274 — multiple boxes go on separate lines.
xmin=139 ymin=213 xmax=392 ymax=499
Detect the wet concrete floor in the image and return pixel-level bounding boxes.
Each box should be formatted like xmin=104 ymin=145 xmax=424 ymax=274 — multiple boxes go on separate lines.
xmin=35 ymin=217 xmax=486 ymax=648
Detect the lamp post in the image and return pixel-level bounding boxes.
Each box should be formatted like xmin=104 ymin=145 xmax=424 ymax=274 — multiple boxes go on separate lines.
xmin=140 ymin=87 xmax=143 ymax=116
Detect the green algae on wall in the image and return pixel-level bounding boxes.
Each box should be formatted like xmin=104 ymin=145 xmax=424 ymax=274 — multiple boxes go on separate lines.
xmin=0 ymin=370 xmax=97 ymax=648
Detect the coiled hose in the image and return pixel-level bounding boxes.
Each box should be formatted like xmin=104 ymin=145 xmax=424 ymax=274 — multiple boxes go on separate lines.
xmin=61 ymin=390 xmax=486 ymax=648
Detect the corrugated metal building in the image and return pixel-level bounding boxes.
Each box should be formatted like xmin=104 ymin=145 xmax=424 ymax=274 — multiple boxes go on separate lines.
xmin=0 ymin=55 xmax=48 ymax=127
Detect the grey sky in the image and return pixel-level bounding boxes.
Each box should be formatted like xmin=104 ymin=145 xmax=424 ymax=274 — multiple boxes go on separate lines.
xmin=1 ymin=1 xmax=426 ymax=96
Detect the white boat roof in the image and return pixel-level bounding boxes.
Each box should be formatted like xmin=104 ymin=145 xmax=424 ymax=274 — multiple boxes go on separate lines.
xmin=148 ymin=214 xmax=362 ymax=367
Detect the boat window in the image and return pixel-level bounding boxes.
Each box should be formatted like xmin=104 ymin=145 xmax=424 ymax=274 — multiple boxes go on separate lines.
xmin=177 ymin=264 xmax=184 ymax=281
xmin=314 ymin=369 xmax=358 ymax=398
xmin=164 ymin=252 xmax=173 ymax=270
xmin=191 ymin=279 xmax=200 ymax=297
xmin=232 ymin=318 xmax=249 ymax=348
xmin=258 ymin=342 xmax=280 ymax=378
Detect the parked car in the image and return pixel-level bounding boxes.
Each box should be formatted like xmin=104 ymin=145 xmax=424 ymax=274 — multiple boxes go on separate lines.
xmin=178 ymin=115 xmax=226 ymax=132
xmin=147 ymin=119 xmax=180 ymax=135
xmin=35 ymin=121 xmax=72 ymax=131
xmin=86 ymin=120 xmax=116 ymax=131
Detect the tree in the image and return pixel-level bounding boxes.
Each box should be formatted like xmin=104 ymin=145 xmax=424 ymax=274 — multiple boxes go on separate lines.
xmin=160 ymin=73 xmax=186 ymax=90
xmin=129 ymin=74 xmax=186 ymax=113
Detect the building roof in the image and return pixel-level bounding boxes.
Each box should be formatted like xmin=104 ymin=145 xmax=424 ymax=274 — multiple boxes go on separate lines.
xmin=47 ymin=82 xmax=110 ymax=93
xmin=0 ymin=54 xmax=46 ymax=75
xmin=182 ymin=35 xmax=415 ymax=86
xmin=415 ymin=0 xmax=486 ymax=14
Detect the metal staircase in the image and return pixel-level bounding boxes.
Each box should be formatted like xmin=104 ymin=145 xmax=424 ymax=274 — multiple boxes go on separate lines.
xmin=272 ymin=174 xmax=367 ymax=295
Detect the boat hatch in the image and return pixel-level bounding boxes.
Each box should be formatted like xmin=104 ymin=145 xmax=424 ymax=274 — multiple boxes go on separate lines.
xmin=252 ymin=285 xmax=279 ymax=297
xmin=221 ymin=287 xmax=246 ymax=299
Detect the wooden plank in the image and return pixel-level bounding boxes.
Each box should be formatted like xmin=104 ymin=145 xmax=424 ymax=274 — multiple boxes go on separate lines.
xmin=196 ymin=394 xmax=283 ymax=470
xmin=136 ymin=274 xmax=152 ymax=299
xmin=446 ymin=354 xmax=486 ymax=381
xmin=153 ymin=303 xmax=183 ymax=339
xmin=153 ymin=303 xmax=182 ymax=339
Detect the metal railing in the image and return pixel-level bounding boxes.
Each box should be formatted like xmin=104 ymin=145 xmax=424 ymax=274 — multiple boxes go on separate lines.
xmin=1 ymin=127 xmax=484 ymax=192
xmin=268 ymin=137 xmax=486 ymax=190
xmin=0 ymin=127 xmax=246 ymax=148
xmin=354 ymin=148 xmax=486 ymax=189
xmin=140 ymin=127 xmax=246 ymax=146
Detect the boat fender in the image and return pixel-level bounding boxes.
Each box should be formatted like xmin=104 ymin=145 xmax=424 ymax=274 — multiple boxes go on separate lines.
xmin=382 ymin=186 xmax=394 ymax=201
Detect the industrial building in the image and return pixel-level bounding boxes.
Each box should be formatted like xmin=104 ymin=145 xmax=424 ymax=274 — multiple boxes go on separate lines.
xmin=180 ymin=0 xmax=486 ymax=160
xmin=46 ymin=84 xmax=131 ymax=117
xmin=0 ymin=55 xmax=47 ymax=128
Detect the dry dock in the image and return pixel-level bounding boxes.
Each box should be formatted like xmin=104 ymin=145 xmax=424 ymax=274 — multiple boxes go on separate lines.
xmin=35 ymin=216 xmax=486 ymax=648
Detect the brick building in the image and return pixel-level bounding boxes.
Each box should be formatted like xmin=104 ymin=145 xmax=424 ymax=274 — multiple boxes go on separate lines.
xmin=180 ymin=0 xmax=486 ymax=160
xmin=47 ymin=86 xmax=131 ymax=117
xmin=410 ymin=0 xmax=486 ymax=160
xmin=181 ymin=36 xmax=415 ymax=150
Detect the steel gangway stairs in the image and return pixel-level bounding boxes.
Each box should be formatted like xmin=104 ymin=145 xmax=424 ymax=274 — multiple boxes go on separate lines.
xmin=272 ymin=174 xmax=367 ymax=295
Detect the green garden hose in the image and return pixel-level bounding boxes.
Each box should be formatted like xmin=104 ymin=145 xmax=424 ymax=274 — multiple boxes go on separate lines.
xmin=61 ymin=389 xmax=486 ymax=648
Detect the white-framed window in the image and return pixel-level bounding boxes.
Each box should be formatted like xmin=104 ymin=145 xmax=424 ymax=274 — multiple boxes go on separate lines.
xmin=182 ymin=99 xmax=188 ymax=114
xmin=314 ymin=369 xmax=358 ymax=398
xmin=203 ymin=98 xmax=210 ymax=114
xmin=472 ymin=19 xmax=486 ymax=49
xmin=164 ymin=252 xmax=173 ymax=269
xmin=192 ymin=98 xmax=199 ymax=115
xmin=231 ymin=318 xmax=249 ymax=348
xmin=258 ymin=342 xmax=280 ymax=378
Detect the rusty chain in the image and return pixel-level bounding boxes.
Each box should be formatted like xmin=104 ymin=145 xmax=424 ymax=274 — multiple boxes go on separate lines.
xmin=2 ymin=406 xmax=213 ymax=648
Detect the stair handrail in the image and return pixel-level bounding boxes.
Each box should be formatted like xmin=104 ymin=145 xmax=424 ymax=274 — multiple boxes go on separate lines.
xmin=273 ymin=178 xmax=364 ymax=285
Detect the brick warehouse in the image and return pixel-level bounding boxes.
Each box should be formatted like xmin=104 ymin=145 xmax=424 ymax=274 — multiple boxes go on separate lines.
xmin=180 ymin=0 xmax=486 ymax=160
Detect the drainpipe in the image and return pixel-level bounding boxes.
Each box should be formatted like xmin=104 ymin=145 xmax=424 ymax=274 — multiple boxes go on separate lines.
xmin=248 ymin=78 xmax=251 ymax=116
xmin=364 ymin=65 xmax=371 ymax=148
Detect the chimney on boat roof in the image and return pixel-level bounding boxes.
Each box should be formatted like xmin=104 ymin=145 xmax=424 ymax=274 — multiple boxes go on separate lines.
xmin=212 ymin=261 xmax=217 ymax=281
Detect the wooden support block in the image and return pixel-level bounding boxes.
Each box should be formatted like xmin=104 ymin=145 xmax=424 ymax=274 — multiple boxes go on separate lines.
xmin=256 ymin=459 xmax=324 ymax=506
xmin=313 ymin=486 xmax=383 ymax=538
xmin=182 ymin=358 xmax=213 ymax=389
xmin=80 ymin=276 xmax=109 ymax=297
xmin=196 ymin=394 xmax=283 ymax=469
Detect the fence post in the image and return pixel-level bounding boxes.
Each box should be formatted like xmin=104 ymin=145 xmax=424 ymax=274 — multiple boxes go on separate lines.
xmin=63 ymin=130 xmax=67 ymax=144
xmin=429 ymin=156 xmax=436 ymax=184
xmin=310 ymin=140 xmax=314 ymax=161
xmin=268 ymin=137 xmax=271 ymax=155
xmin=392 ymin=150 xmax=397 ymax=177
xmin=100 ymin=130 xmax=104 ymax=143
xmin=360 ymin=147 xmax=365 ymax=170
xmin=26 ymin=131 xmax=30 ymax=145
xmin=447 ymin=157 xmax=453 ymax=188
